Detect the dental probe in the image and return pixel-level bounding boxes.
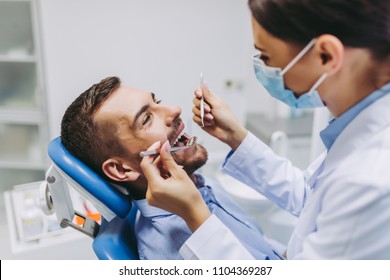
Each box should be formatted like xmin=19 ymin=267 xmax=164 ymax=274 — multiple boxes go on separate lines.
xmin=139 ymin=136 xmax=197 ymax=157
xmin=200 ymin=72 xmax=205 ymax=127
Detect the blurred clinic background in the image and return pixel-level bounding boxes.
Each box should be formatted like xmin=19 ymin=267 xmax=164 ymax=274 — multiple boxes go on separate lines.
xmin=0 ymin=0 xmax=329 ymax=259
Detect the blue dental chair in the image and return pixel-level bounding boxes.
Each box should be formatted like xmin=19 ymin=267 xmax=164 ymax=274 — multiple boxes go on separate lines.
xmin=43 ymin=137 xmax=139 ymax=260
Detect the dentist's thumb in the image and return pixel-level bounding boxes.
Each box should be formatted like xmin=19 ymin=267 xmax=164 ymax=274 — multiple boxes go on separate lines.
xmin=140 ymin=141 xmax=162 ymax=183
xmin=201 ymin=83 xmax=211 ymax=99
xmin=200 ymin=84 xmax=220 ymax=109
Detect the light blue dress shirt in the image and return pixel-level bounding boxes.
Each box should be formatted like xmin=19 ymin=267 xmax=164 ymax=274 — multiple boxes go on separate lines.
xmin=133 ymin=174 xmax=280 ymax=260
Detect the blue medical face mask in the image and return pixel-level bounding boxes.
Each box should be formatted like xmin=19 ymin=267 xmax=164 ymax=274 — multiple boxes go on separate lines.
xmin=253 ymin=38 xmax=328 ymax=108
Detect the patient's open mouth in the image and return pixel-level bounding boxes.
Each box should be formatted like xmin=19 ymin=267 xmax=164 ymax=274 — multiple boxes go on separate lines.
xmin=139 ymin=131 xmax=197 ymax=157
xmin=171 ymin=130 xmax=191 ymax=147
xmin=140 ymin=121 xmax=198 ymax=157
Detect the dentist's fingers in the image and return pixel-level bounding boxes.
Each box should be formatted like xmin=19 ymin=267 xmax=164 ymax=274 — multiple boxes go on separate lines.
xmin=194 ymin=83 xmax=247 ymax=148
xmin=193 ymin=92 xmax=211 ymax=113
xmin=140 ymin=141 xmax=163 ymax=183
xmin=193 ymin=103 xmax=211 ymax=116
xmin=192 ymin=115 xmax=212 ymax=127
xmin=146 ymin=141 xmax=211 ymax=231
xmin=200 ymin=84 xmax=222 ymax=108
xmin=140 ymin=140 xmax=211 ymax=231
xmin=146 ymin=140 xmax=161 ymax=154
xmin=194 ymin=88 xmax=202 ymax=98
xmin=159 ymin=141 xmax=187 ymax=178
xmin=193 ymin=88 xmax=212 ymax=128
xmin=193 ymin=84 xmax=222 ymax=118
xmin=141 ymin=140 xmax=187 ymax=182
xmin=192 ymin=106 xmax=213 ymax=121
xmin=195 ymin=84 xmax=214 ymax=100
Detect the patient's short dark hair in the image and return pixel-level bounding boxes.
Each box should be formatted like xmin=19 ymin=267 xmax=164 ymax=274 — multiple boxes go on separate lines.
xmin=61 ymin=76 xmax=125 ymax=176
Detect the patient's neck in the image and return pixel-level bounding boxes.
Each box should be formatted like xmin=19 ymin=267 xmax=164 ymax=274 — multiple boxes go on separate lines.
xmin=125 ymin=176 xmax=148 ymax=200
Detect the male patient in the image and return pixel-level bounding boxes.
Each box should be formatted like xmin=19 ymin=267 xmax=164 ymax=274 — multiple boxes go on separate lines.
xmin=61 ymin=76 xmax=281 ymax=260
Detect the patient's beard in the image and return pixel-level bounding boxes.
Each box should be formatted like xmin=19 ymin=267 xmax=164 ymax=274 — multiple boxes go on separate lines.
xmin=177 ymin=144 xmax=208 ymax=176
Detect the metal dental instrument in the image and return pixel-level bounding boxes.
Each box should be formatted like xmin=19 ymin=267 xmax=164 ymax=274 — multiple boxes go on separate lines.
xmin=139 ymin=136 xmax=197 ymax=157
xmin=200 ymin=72 xmax=205 ymax=127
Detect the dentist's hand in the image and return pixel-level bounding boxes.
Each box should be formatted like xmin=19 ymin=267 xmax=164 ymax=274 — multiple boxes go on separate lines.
xmin=193 ymin=85 xmax=248 ymax=151
xmin=140 ymin=141 xmax=211 ymax=232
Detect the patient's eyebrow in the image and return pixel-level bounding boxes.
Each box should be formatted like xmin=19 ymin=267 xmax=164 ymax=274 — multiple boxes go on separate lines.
xmin=132 ymin=92 xmax=154 ymax=128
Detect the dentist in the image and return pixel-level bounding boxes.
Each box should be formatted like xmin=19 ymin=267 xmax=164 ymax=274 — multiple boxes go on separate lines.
xmin=141 ymin=0 xmax=390 ymax=259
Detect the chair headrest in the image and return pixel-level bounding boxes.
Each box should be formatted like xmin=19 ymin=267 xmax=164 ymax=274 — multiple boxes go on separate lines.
xmin=48 ymin=137 xmax=132 ymax=219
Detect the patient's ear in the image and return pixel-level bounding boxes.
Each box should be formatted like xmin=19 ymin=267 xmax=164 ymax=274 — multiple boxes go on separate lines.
xmin=102 ymin=159 xmax=141 ymax=182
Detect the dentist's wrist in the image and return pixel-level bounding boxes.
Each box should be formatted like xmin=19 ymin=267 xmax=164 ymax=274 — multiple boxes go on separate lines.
xmin=227 ymin=126 xmax=248 ymax=151
xmin=182 ymin=198 xmax=211 ymax=232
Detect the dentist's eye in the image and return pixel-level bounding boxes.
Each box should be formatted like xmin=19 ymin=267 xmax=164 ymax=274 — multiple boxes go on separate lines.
xmin=260 ymin=54 xmax=270 ymax=62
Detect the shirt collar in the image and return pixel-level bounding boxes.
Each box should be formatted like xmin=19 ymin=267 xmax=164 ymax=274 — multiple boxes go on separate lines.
xmin=133 ymin=198 xmax=170 ymax=218
xmin=133 ymin=173 xmax=206 ymax=218
xmin=320 ymin=82 xmax=390 ymax=150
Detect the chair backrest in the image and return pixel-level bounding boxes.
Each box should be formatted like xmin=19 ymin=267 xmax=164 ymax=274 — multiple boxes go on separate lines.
xmin=47 ymin=137 xmax=139 ymax=259
xmin=93 ymin=203 xmax=139 ymax=260
xmin=48 ymin=137 xmax=132 ymax=220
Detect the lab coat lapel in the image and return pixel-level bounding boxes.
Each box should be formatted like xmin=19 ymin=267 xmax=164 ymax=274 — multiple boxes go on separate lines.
xmin=323 ymin=92 xmax=390 ymax=175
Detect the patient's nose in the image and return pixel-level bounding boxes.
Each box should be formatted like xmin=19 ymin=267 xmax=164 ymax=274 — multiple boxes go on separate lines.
xmin=164 ymin=105 xmax=181 ymax=126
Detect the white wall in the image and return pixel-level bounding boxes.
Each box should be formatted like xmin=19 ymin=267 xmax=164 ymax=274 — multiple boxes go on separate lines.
xmin=38 ymin=0 xmax=275 ymax=150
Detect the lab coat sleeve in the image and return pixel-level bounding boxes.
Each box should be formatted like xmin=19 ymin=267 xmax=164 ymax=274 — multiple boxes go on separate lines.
xmin=179 ymin=214 xmax=255 ymax=260
xmin=222 ymin=132 xmax=307 ymax=215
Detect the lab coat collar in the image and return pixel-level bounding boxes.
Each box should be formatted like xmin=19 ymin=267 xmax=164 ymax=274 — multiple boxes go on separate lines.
xmin=324 ymin=88 xmax=390 ymax=169
xmin=320 ymin=82 xmax=390 ymax=150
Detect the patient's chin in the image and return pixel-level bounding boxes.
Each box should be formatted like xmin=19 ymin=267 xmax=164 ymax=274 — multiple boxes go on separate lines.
xmin=174 ymin=144 xmax=208 ymax=175
xmin=183 ymin=157 xmax=207 ymax=175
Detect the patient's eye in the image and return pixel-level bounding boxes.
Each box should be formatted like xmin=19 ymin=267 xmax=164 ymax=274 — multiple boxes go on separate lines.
xmin=142 ymin=113 xmax=152 ymax=126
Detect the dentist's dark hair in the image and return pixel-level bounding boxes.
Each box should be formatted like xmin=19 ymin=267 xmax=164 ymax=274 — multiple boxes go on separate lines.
xmin=61 ymin=76 xmax=126 ymax=176
xmin=248 ymin=0 xmax=390 ymax=60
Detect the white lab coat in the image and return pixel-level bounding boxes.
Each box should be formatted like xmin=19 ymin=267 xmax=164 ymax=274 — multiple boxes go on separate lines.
xmin=180 ymin=92 xmax=390 ymax=260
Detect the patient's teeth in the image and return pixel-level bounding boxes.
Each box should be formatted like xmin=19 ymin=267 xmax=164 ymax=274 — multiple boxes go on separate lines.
xmin=172 ymin=130 xmax=186 ymax=146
